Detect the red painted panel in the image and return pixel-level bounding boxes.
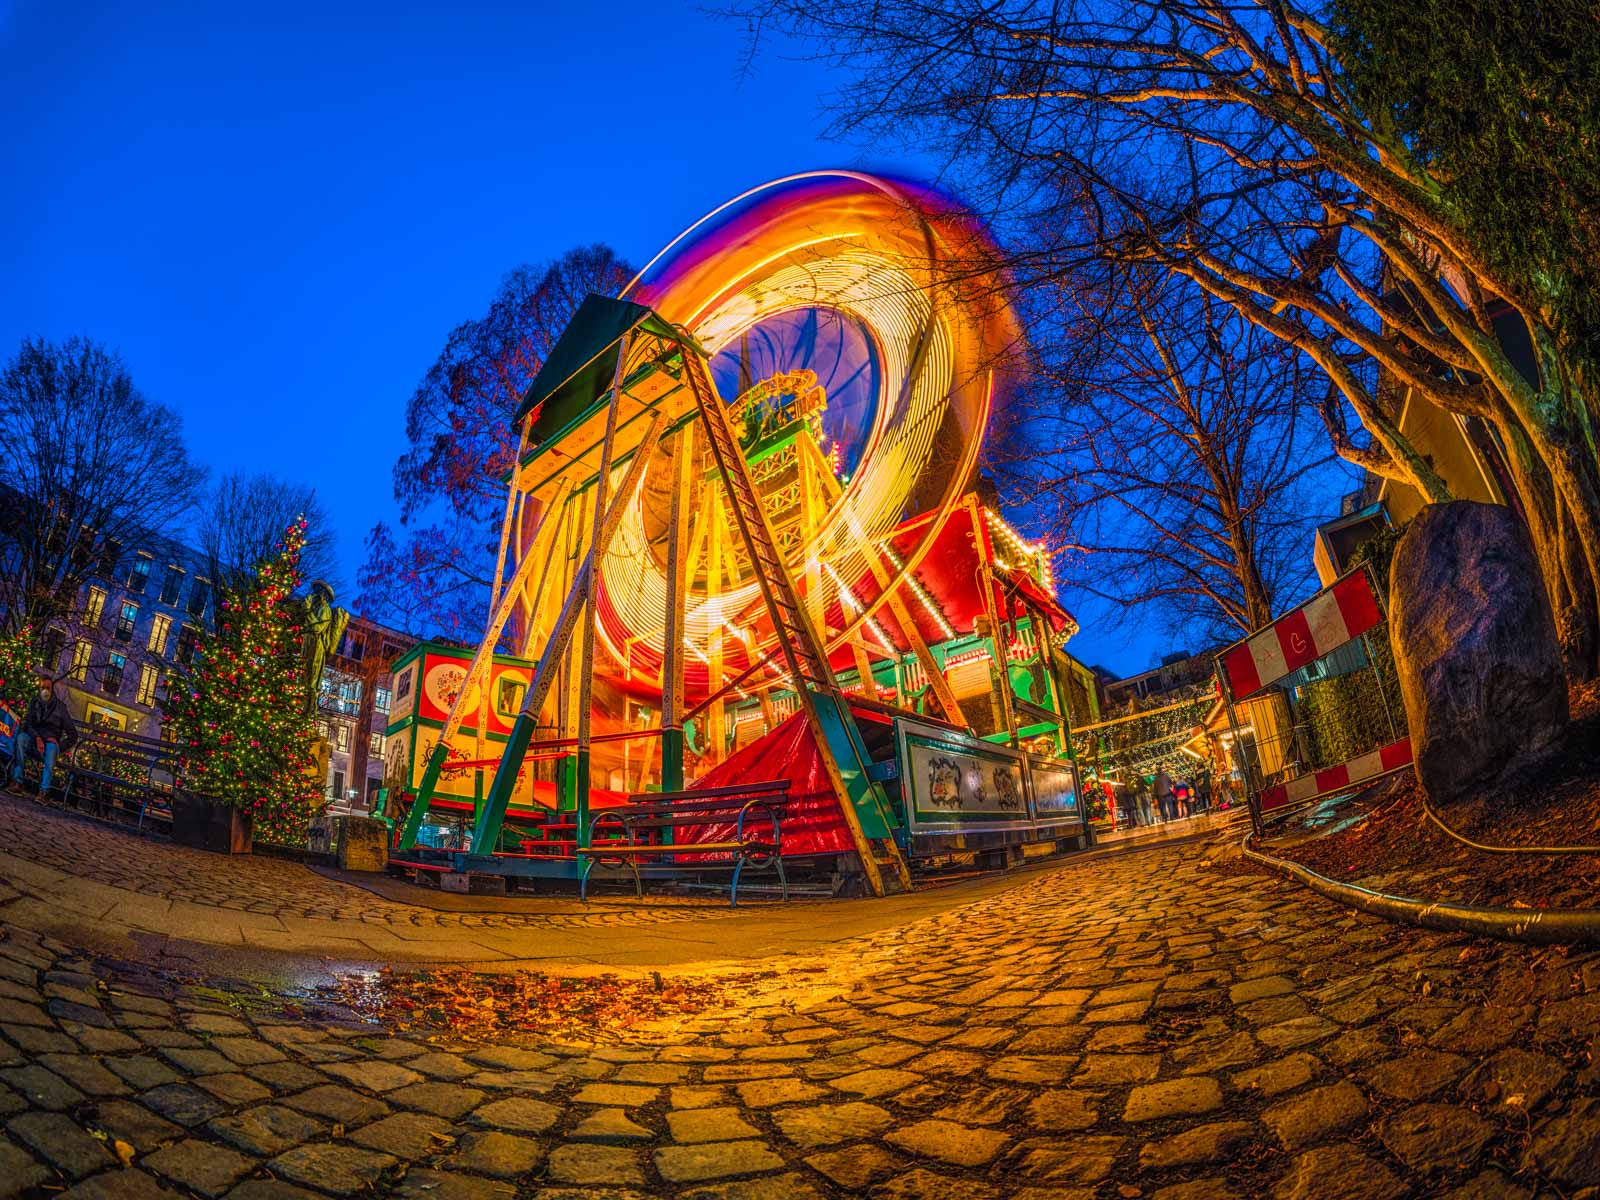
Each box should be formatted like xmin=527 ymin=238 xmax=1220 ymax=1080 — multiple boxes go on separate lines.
xmin=1273 ymin=607 xmax=1319 ymax=677
xmin=1220 ymin=643 xmax=1261 ymax=699
xmin=1314 ymin=764 xmax=1350 ymax=795
xmin=1334 ymin=571 xmax=1385 ymax=641
xmin=1379 ymin=737 xmax=1414 ymax=773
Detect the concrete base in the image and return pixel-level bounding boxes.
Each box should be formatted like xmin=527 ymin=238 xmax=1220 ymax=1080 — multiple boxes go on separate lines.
xmin=440 ymin=871 xmax=507 ymax=896
xmin=336 ymin=817 xmax=389 ymax=873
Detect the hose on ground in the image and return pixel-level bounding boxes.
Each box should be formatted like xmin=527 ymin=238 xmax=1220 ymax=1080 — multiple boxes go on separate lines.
xmin=1419 ymin=791 xmax=1600 ymax=856
xmin=1240 ymin=829 xmax=1600 ymax=945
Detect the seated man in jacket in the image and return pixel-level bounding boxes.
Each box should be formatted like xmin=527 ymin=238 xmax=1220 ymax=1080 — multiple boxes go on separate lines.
xmin=10 ymin=674 xmax=77 ymax=798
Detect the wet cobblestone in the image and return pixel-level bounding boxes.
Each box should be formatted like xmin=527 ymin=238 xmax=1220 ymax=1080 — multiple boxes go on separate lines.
xmin=1 ymin=820 xmax=1599 ymax=1195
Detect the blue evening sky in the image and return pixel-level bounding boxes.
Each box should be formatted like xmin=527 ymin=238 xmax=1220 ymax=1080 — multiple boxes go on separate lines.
xmin=0 ymin=0 xmax=1167 ymax=675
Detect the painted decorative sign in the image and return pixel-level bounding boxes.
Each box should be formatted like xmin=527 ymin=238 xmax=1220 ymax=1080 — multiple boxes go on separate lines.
xmin=897 ymin=719 xmax=1031 ymax=832
xmin=1028 ymin=756 xmax=1083 ymax=826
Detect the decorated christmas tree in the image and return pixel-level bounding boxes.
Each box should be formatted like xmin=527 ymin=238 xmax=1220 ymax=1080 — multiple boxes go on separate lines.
xmin=165 ymin=519 xmax=321 ymax=845
xmin=0 ymin=625 xmax=36 ymax=716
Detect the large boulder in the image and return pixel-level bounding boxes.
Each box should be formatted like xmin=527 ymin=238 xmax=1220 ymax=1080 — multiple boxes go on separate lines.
xmin=1389 ymin=501 xmax=1568 ymax=804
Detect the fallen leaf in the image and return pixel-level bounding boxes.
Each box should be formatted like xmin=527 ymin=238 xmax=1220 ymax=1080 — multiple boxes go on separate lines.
xmin=114 ymin=1139 xmax=135 ymax=1167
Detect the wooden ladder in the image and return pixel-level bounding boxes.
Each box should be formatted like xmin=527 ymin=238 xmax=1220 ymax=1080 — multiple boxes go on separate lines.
xmin=681 ymin=354 xmax=911 ymax=896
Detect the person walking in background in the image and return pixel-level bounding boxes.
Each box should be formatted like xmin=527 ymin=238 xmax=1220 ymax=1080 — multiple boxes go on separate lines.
xmin=1155 ymin=768 xmax=1177 ymax=822
xmin=1136 ymin=778 xmax=1156 ymax=826
xmin=11 ymin=674 xmax=77 ymax=799
xmin=1120 ymin=784 xmax=1139 ymax=829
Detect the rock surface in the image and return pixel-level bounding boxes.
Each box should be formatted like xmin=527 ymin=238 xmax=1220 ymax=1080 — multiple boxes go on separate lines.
xmin=1388 ymin=501 xmax=1568 ymax=802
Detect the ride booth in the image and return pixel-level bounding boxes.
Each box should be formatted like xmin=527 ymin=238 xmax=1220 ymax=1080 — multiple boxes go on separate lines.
xmin=383 ymin=172 xmax=1090 ymax=899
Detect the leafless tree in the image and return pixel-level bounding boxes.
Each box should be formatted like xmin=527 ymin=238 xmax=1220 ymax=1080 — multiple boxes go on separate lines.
xmin=996 ymin=264 xmax=1345 ymax=642
xmin=359 ymin=245 xmax=633 ymax=638
xmin=0 ymin=336 xmax=206 ymax=639
xmin=197 ymin=471 xmax=339 ymax=597
xmin=740 ymin=0 xmax=1600 ymax=677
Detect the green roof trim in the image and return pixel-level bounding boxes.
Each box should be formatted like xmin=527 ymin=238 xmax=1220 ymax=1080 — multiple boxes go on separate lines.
xmin=514 ymin=293 xmax=699 ymax=438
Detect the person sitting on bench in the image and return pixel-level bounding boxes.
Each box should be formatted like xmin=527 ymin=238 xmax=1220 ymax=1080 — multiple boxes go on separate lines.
xmin=0 ymin=698 xmax=19 ymax=780
xmin=10 ymin=674 xmax=77 ymax=799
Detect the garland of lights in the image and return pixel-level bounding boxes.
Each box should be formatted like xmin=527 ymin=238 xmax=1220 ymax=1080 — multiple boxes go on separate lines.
xmin=1075 ymin=693 xmax=1211 ymax=782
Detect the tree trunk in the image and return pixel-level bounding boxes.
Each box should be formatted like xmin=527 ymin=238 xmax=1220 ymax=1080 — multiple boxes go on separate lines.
xmin=1555 ymin=491 xmax=1600 ymax=680
xmin=1534 ymin=424 xmax=1600 ymax=680
xmin=1489 ymin=412 xmax=1600 ymax=681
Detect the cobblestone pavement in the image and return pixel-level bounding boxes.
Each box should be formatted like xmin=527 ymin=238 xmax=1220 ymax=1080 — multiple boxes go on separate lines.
xmin=0 ymin=798 xmax=733 ymax=930
xmin=3 ymin=836 xmax=1600 ymax=1197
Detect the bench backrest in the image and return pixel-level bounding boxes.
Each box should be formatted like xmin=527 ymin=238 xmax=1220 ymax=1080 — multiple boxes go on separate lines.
xmin=624 ymin=779 xmax=791 ymax=807
xmin=72 ymin=726 xmax=178 ymax=789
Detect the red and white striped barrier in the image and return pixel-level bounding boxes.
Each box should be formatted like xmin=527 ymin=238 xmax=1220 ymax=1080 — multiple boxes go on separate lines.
xmin=1258 ymin=737 xmax=1414 ymax=812
xmin=1219 ymin=567 xmax=1384 ymax=700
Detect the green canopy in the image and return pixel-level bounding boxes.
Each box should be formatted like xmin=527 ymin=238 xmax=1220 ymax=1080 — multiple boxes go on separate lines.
xmin=514 ymin=294 xmax=695 ymax=440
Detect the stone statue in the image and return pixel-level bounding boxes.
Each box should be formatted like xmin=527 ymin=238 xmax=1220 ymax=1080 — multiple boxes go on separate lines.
xmin=299 ymin=580 xmax=350 ymax=715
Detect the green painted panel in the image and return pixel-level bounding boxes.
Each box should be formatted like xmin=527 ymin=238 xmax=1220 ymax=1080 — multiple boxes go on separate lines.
xmin=807 ymin=688 xmax=900 ymax=840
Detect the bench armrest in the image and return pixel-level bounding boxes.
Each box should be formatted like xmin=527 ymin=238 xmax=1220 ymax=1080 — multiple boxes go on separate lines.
xmin=735 ymin=797 xmax=783 ymax=852
xmin=585 ymin=808 xmax=630 ymax=844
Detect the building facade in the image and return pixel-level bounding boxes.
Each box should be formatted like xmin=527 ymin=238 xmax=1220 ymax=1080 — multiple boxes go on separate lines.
xmin=38 ymin=535 xmax=215 ymax=739
xmin=316 ymin=614 xmax=413 ymax=812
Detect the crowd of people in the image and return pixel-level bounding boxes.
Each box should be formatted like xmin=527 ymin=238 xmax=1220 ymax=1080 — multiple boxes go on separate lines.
xmin=1111 ymin=766 xmax=1226 ymax=829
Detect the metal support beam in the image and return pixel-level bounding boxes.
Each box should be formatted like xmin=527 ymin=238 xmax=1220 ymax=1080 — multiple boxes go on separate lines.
xmin=469 ymin=405 xmax=665 ymax=855
xmin=395 ymin=478 xmax=572 ymax=851
xmin=660 ymin=427 xmax=694 ymax=792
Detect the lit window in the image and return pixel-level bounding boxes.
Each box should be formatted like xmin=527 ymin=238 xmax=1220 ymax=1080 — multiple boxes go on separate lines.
xmin=335 ymin=723 xmax=350 ymax=752
xmin=127 ymin=555 xmax=153 ymax=596
xmin=85 ymin=587 xmax=106 ymax=628
xmin=374 ymin=687 xmax=391 ymax=712
xmin=148 ymin=613 xmax=172 ymax=656
xmin=370 ymin=732 xmax=383 ymax=755
xmin=136 ymin=664 xmax=159 ymax=706
xmin=103 ymin=653 xmax=126 ymax=697
xmin=115 ymin=602 xmax=138 ymax=642
xmin=70 ymin=641 xmax=91 ymax=682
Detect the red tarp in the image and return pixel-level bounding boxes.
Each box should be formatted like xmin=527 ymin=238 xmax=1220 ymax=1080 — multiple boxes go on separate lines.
xmin=679 ymin=710 xmax=856 ymax=856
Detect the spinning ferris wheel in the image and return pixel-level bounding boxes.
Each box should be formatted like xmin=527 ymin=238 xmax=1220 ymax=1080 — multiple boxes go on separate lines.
xmin=395 ymin=171 xmax=1033 ymax=895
